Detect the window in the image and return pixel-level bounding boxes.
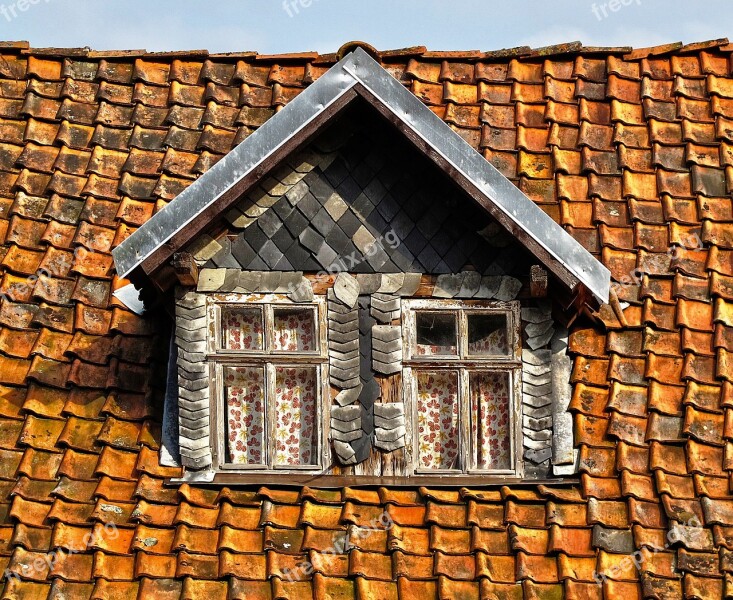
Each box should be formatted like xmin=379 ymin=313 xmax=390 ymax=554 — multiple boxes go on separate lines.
xmin=208 ymin=295 xmax=329 ymax=472
xmin=402 ymin=299 xmax=522 ymax=476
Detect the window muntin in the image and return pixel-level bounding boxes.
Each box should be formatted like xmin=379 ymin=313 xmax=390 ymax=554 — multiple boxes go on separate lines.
xmin=404 ymin=299 xmax=521 ymax=476
xmin=209 ymin=295 xmax=327 ymax=472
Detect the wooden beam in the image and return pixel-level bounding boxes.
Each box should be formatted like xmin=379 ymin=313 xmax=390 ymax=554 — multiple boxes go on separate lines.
xmin=170 ymin=473 xmax=580 ymax=488
xmin=173 ymin=252 xmax=199 ymax=286
xmin=530 ymin=265 xmax=548 ymax=298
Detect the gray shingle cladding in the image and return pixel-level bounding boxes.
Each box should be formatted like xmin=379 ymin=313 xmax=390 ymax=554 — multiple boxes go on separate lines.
xmin=193 ymin=105 xmax=526 ymax=278
xmin=168 ymin=106 xmax=577 ymax=477
xmin=174 ymin=288 xmax=211 ymax=470
xmin=170 ymin=271 xmax=574 ymax=477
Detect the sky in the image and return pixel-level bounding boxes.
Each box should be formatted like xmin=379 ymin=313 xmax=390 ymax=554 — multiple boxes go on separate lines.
xmin=0 ymin=0 xmax=731 ymax=55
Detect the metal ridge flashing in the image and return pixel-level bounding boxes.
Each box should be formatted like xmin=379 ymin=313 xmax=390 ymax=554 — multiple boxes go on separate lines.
xmin=113 ymin=48 xmax=610 ymax=304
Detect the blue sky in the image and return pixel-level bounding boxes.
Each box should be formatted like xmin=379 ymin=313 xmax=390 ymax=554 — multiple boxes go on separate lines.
xmin=1 ymin=0 xmax=731 ymax=54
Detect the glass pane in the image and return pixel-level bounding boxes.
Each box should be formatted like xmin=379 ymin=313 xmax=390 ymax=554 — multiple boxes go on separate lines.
xmin=415 ymin=312 xmax=457 ymax=356
xmin=469 ymin=371 xmax=511 ymax=470
xmin=467 ymin=313 xmax=510 ymax=356
xmin=416 ymin=371 xmax=460 ymax=470
xmin=273 ymin=308 xmax=317 ymax=352
xmin=274 ymin=366 xmax=319 ymax=466
xmin=222 ymin=307 xmax=264 ymax=351
xmin=225 ymin=366 xmax=265 ymax=465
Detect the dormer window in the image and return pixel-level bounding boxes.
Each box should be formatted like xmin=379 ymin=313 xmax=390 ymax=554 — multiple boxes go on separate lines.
xmin=123 ymin=50 xmax=610 ymax=483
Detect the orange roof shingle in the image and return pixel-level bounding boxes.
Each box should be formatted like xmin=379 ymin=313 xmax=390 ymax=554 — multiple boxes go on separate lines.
xmin=0 ymin=38 xmax=730 ymax=597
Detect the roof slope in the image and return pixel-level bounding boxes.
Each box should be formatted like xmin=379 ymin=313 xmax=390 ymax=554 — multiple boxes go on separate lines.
xmin=0 ymin=39 xmax=729 ymax=598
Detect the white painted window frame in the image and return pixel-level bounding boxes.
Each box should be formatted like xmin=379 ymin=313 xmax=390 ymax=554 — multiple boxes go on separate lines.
xmin=401 ymin=298 xmax=524 ymax=478
xmin=206 ymin=293 xmax=330 ymax=473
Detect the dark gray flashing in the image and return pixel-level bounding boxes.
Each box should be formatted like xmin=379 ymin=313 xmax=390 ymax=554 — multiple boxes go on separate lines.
xmin=113 ymin=48 xmax=610 ymax=303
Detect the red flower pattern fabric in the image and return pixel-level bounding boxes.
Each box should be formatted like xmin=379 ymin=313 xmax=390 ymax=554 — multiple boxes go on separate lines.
xmin=416 ymin=371 xmax=460 ymax=470
xmin=273 ymin=309 xmax=315 ymax=352
xmin=225 ymin=366 xmax=265 ymax=464
xmin=416 ymin=343 xmax=457 ymax=356
xmin=470 ymin=371 xmax=511 ymax=470
xmin=223 ymin=308 xmax=263 ymax=351
xmin=467 ymin=328 xmax=508 ymax=356
xmin=274 ymin=366 xmax=318 ymax=466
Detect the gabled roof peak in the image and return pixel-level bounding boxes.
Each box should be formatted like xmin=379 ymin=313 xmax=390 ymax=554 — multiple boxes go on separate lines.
xmin=112 ymin=48 xmax=610 ymax=304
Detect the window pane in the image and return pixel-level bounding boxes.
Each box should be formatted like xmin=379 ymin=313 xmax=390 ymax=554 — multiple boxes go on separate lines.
xmin=274 ymin=366 xmax=318 ymax=466
xmin=416 ymin=371 xmax=460 ymax=470
xmin=467 ymin=313 xmax=509 ymax=356
xmin=222 ymin=307 xmax=264 ymax=351
xmin=273 ymin=308 xmax=317 ymax=352
xmin=415 ymin=312 xmax=457 ymax=356
xmin=469 ymin=371 xmax=511 ymax=470
xmin=225 ymin=366 xmax=265 ymax=465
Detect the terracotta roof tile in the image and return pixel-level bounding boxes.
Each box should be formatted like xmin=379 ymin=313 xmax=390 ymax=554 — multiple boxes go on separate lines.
xmin=3 ymin=40 xmax=733 ymax=597
xmin=386 ymin=504 xmax=426 ymax=526
xmin=508 ymin=525 xmax=549 ymax=555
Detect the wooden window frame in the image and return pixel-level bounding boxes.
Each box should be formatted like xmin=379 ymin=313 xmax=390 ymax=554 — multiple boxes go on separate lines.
xmin=402 ymin=298 xmax=523 ymax=478
xmin=206 ymin=293 xmax=330 ymax=474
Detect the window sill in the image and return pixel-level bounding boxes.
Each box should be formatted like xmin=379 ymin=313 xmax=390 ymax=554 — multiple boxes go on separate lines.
xmin=168 ymin=471 xmax=579 ymax=488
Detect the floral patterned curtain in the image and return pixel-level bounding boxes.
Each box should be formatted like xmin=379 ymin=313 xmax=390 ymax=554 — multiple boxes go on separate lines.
xmin=467 ymin=328 xmax=508 ymax=355
xmin=467 ymin=314 xmax=509 ymax=356
xmin=416 ymin=371 xmax=460 ymax=470
xmin=226 ymin=366 xmax=265 ymax=464
xmin=470 ymin=371 xmax=511 ymax=470
xmin=416 ymin=343 xmax=458 ymax=356
xmin=223 ymin=308 xmax=263 ymax=351
xmin=274 ymin=366 xmax=318 ymax=466
xmin=273 ymin=309 xmax=316 ymax=352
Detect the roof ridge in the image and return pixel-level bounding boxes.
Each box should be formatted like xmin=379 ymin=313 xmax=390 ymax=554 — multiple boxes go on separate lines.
xmin=6 ymin=38 xmax=733 ymax=63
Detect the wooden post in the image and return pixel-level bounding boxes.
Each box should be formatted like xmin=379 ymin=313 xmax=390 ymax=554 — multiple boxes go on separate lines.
xmin=173 ymin=252 xmax=199 ymax=286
